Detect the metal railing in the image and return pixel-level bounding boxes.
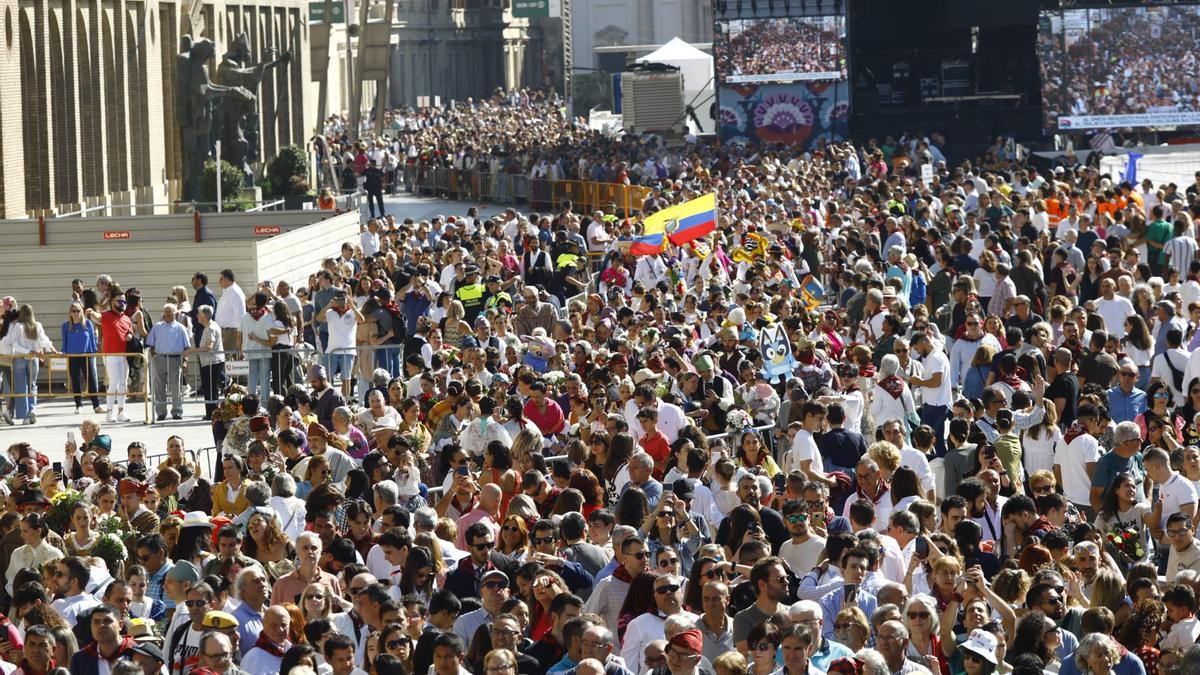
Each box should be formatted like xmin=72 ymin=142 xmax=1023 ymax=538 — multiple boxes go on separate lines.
xmin=409 ymin=167 xmax=653 ymax=218
xmin=1 ymin=351 xmax=152 ymax=423
xmin=52 ymin=200 xmax=293 ymax=217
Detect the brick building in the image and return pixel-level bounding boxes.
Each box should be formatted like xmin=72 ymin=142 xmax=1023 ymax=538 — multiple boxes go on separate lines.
xmin=0 ymin=0 xmax=313 ymax=218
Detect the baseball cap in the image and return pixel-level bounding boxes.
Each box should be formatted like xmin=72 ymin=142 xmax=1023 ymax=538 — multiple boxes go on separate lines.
xmin=130 ymin=642 xmax=165 ymax=664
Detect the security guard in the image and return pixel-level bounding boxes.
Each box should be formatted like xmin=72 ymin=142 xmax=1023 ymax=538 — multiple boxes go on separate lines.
xmin=454 ymin=264 xmax=486 ymax=324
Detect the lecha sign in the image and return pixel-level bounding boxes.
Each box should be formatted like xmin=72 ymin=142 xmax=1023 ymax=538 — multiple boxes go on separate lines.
xmin=309 ymin=2 xmax=346 ymax=23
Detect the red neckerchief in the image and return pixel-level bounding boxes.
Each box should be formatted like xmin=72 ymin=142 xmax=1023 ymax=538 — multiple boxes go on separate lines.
xmin=859 ymin=364 xmax=877 ymax=379
xmin=878 ymin=376 xmax=905 ymax=400
xmin=824 ymin=331 xmax=845 ymax=359
xmin=83 ymin=635 xmax=136 ymax=661
xmin=253 ymin=632 xmax=289 ymax=657
xmin=998 ymin=370 xmax=1025 ymax=390
xmin=612 ymin=564 xmax=636 ymax=583
xmin=16 ymin=659 xmax=55 ymax=675
xmin=1064 ymin=422 xmax=1088 ymax=445
xmin=798 ymin=351 xmax=817 ymax=365
xmin=248 ymin=306 xmax=269 ymax=320
xmin=857 ymin=478 xmax=890 ymax=505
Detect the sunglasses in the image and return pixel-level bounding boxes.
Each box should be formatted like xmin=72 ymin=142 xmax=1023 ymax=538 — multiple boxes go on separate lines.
xmin=482 ymin=580 xmax=508 ymax=590
xmin=387 ymin=638 xmax=410 ymax=650
xmin=472 ymin=541 xmax=495 ymax=551
xmin=704 ymin=569 xmax=727 ymax=579
xmin=628 ymin=551 xmax=648 ymax=560
xmin=786 ymin=513 xmax=809 ymax=524
xmin=185 ymin=599 xmax=210 ymax=608
xmin=907 ymin=612 xmax=930 ymax=619
xmin=658 ymin=557 xmax=679 ymax=567
xmin=654 ymin=584 xmax=681 ymax=595
xmin=531 ymin=536 xmax=555 ymax=546
xmin=501 ymin=525 xmax=522 ymax=532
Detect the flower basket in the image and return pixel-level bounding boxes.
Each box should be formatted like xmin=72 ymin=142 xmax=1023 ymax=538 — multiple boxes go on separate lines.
xmin=46 ymin=489 xmax=85 ymax=533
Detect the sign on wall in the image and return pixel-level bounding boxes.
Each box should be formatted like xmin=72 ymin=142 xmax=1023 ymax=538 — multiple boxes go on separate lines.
xmin=513 ymin=0 xmax=561 ymax=19
xmin=309 ymin=2 xmax=346 ymax=23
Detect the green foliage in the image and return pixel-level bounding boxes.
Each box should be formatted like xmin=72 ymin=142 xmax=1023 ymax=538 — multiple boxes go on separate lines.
xmin=201 ymin=159 xmax=245 ymax=205
xmin=266 ymin=145 xmax=311 ymax=198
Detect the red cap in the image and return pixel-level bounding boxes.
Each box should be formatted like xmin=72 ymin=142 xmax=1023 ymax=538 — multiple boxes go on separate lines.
xmin=668 ymin=629 xmax=703 ymax=654
xmin=249 ymin=416 xmax=270 ymax=433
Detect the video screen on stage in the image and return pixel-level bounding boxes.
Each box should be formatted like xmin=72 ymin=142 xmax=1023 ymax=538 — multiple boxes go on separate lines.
xmin=714 ymin=16 xmax=846 ymax=85
xmin=1038 ymin=3 xmax=1200 ymax=131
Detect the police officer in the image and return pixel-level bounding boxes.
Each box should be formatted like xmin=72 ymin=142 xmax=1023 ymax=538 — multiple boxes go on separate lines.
xmin=454 ymin=265 xmax=486 ymax=324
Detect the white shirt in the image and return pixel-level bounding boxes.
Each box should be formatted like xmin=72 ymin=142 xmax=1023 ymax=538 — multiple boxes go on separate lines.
xmin=878 ymin=534 xmax=908 ymax=583
xmin=1095 ymin=297 xmax=1135 ymax=339
xmin=1158 ymin=472 xmax=1198 ymax=531
xmin=1022 ymin=427 xmax=1061 ymax=478
xmin=6 ymin=541 xmax=63 ymax=594
xmin=1155 ymin=348 xmax=1190 ymax=403
xmin=842 ymin=489 xmax=892 ymax=533
xmin=324 ymin=308 xmax=359 ymax=352
xmin=918 ymin=351 xmax=953 ymax=407
xmin=779 ymin=536 xmax=826 ymax=575
xmin=1056 ymin=432 xmax=1100 ymax=507
xmin=624 ymin=399 xmax=689 ymax=444
xmin=1163 ymin=616 xmax=1200 ymax=650
xmin=899 ymin=446 xmax=936 ymax=498
xmin=270 ymin=495 xmax=308 ymax=542
xmin=50 ymin=592 xmax=100 ymax=627
xmin=215 ymin=283 xmax=247 ymax=329
xmin=361 ymin=230 xmax=381 ymax=257
xmin=620 ymin=610 xmax=698 ymax=675
xmin=242 ymin=644 xmax=288 ymax=675
xmin=785 ymin=429 xmax=822 ymax=476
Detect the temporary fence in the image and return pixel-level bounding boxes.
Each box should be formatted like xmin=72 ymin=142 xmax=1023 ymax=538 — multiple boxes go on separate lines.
xmin=410 ymin=168 xmax=653 ymax=218
xmin=0 ymin=351 xmax=152 ymax=423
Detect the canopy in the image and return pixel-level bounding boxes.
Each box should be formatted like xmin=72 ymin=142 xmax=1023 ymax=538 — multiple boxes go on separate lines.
xmin=636 ymin=37 xmax=715 ymax=135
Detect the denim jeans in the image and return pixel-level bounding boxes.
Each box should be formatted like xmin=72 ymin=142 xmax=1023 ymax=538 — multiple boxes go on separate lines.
xmin=247 ymin=358 xmax=271 ymax=398
xmin=11 ymin=358 xmax=37 ymax=419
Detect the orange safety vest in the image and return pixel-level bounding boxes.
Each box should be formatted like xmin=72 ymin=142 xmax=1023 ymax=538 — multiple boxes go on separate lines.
xmin=317 ymin=196 xmax=336 ymax=210
xmin=1045 ymin=198 xmax=1068 ymax=228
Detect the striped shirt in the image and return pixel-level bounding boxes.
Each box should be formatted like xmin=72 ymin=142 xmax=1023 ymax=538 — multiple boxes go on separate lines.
xmin=1165 ymin=235 xmax=1197 ymax=278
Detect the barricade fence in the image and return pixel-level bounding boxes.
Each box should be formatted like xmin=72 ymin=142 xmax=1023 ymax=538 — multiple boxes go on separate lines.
xmin=410 ymin=168 xmax=652 ymax=218
xmin=0 ymin=351 xmax=152 ymax=423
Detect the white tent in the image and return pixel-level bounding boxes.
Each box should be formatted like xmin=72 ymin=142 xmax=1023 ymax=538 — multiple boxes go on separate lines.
xmin=636 ymin=37 xmax=716 ymax=135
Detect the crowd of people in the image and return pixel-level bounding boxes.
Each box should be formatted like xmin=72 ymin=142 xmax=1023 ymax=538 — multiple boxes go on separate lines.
xmin=715 ymin=18 xmax=845 ymax=84
xmin=1038 ymin=6 xmax=1200 ymax=127
xmin=5 ymin=89 xmax=1200 ymax=675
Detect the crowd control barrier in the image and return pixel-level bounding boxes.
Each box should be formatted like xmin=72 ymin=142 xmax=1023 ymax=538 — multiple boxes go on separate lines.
xmin=0 ymin=351 xmax=152 ymax=424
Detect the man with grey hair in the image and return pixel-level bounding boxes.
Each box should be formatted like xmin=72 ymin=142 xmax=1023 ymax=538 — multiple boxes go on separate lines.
xmin=230 ymin=481 xmax=277 ymax=530
xmin=621 ymin=574 xmax=697 ymax=675
xmin=568 ymin=625 xmax=632 ymax=675
xmin=373 ymin=479 xmax=399 ymax=514
xmin=885 ymin=510 xmax=921 ymax=571
xmin=620 ymin=452 xmax=662 ymax=508
xmin=858 ymin=288 xmax=887 ymax=345
xmin=270 ymin=472 xmax=307 ymax=541
xmin=271 ymin=531 xmax=342 ymax=605
xmin=185 ymin=304 xmax=225 ymax=421
xmin=233 ymin=566 xmax=270 ymax=656
xmin=790 ymin=599 xmax=854 ymax=671
xmin=874 ymin=620 xmax=931 ymax=675
xmin=1088 ymin=420 xmax=1149 ymax=513
xmin=875 ymin=584 xmax=909 ymax=613
xmin=147 ymin=302 xmax=192 ymax=421
xmin=585 ymin=532 xmax=648 ymax=635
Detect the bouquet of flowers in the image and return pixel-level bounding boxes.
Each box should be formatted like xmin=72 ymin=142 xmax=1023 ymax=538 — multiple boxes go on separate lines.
xmin=1105 ymin=526 xmax=1145 ymax=563
xmin=94 ymin=516 xmax=132 ymax=576
xmin=725 ymin=408 xmax=754 ymax=435
xmin=46 ymin=488 xmax=84 ymax=533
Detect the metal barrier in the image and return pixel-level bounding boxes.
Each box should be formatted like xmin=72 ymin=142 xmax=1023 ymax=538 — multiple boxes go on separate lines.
xmin=1 ymin=351 xmax=152 ymax=423
xmin=114 ymin=446 xmax=218 ymax=481
xmin=409 ymin=168 xmax=652 ymax=218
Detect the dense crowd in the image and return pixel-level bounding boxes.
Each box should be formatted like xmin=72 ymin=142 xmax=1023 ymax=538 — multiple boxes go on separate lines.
xmin=6 ymin=90 xmax=1200 ymax=675
xmin=714 ymin=18 xmax=845 ymax=84
xmin=1038 ymin=7 xmax=1200 ymax=127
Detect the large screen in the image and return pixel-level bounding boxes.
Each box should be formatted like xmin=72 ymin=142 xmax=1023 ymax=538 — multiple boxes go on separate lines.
xmin=1038 ymin=4 xmax=1200 ymax=131
xmin=714 ymin=16 xmax=846 ymax=85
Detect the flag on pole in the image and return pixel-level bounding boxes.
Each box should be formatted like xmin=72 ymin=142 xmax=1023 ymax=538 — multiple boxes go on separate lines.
xmin=628 ymin=219 xmax=666 ymax=256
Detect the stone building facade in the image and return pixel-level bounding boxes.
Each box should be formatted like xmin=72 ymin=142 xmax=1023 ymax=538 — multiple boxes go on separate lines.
xmin=0 ymin=0 xmax=313 ymax=218
xmin=385 ymin=0 xmax=547 ymax=108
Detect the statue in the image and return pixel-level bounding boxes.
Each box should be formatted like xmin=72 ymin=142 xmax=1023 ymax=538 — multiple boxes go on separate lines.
xmin=215 ymin=33 xmax=292 ymax=183
xmin=177 ymin=36 xmax=254 ymax=202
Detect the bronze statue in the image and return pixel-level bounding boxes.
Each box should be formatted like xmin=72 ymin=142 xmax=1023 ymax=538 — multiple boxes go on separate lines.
xmin=215 ymin=33 xmax=292 ymax=181
xmin=177 ymin=36 xmax=253 ymax=201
